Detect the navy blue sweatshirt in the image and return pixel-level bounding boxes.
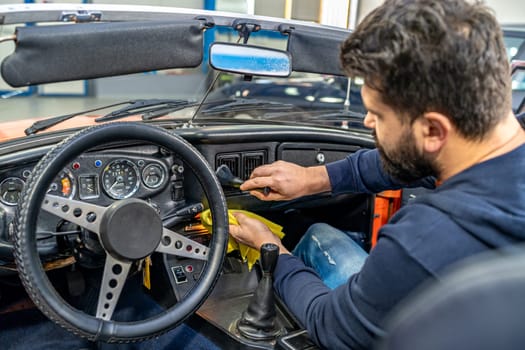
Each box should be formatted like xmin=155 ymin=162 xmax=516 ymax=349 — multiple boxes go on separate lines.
xmin=273 ymin=145 xmax=525 ymax=349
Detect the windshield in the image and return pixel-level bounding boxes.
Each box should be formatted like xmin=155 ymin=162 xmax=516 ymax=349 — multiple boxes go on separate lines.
xmin=0 ymin=18 xmax=366 ymax=141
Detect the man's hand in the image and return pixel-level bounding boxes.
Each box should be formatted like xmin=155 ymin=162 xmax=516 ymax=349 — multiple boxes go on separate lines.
xmin=229 ymin=212 xmax=290 ymax=254
xmin=240 ymin=160 xmax=331 ymax=201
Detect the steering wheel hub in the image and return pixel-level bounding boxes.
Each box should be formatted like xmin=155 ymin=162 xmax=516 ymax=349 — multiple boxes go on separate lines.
xmin=99 ymin=199 xmax=162 ymax=261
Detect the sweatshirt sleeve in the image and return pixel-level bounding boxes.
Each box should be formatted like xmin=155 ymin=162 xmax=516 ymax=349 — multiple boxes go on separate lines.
xmin=325 ymin=148 xmax=436 ymax=194
xmin=273 ymin=236 xmax=432 ymax=349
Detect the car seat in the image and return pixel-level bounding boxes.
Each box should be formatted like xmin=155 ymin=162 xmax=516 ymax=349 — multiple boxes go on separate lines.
xmin=375 ymin=246 xmax=525 ymax=350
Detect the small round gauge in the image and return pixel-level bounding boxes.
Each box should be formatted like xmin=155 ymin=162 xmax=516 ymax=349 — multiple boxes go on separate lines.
xmin=48 ymin=169 xmax=76 ymax=198
xmin=142 ymin=163 xmax=166 ymax=189
xmin=0 ymin=177 xmax=25 ymax=206
xmin=102 ymin=159 xmax=140 ymax=199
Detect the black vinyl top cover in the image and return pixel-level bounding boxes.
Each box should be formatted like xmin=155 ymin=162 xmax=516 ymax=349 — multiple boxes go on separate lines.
xmin=1 ymin=20 xmax=205 ymax=87
xmin=285 ymin=27 xmax=350 ymax=76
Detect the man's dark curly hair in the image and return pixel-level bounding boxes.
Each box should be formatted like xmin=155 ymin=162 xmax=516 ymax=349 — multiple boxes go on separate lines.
xmin=340 ymin=0 xmax=511 ymax=140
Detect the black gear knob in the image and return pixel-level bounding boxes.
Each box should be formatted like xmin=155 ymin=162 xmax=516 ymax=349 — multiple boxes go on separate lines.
xmin=236 ymin=242 xmax=281 ymax=340
xmin=260 ymin=243 xmax=279 ymax=274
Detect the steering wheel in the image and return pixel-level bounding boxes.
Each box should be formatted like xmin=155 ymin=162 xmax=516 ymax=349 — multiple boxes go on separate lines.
xmin=14 ymin=122 xmax=228 ymax=342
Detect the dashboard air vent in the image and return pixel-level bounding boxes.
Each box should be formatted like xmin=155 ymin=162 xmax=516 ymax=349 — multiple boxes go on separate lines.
xmin=216 ymin=151 xmax=267 ymax=182
xmin=242 ymin=152 xmax=266 ymax=180
xmin=216 ymin=154 xmax=240 ymax=178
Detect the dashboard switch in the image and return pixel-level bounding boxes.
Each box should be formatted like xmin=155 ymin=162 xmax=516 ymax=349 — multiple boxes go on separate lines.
xmin=172 ymin=180 xmax=184 ymax=201
xmin=172 ymin=265 xmax=188 ymax=284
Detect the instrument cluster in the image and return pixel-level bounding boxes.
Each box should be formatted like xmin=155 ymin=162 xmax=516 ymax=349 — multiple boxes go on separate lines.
xmin=0 ymin=153 xmax=171 ymax=208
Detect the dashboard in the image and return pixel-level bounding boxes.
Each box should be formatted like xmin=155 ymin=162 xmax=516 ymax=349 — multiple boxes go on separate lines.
xmin=0 ymin=123 xmax=377 ymax=348
xmin=0 ymin=124 xmax=375 ymax=278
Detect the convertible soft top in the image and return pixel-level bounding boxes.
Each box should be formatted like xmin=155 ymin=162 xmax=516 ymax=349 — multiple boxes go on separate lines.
xmin=0 ymin=4 xmax=350 ymax=87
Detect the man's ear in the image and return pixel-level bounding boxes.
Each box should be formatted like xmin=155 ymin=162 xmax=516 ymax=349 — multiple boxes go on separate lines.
xmin=417 ymin=112 xmax=451 ymax=153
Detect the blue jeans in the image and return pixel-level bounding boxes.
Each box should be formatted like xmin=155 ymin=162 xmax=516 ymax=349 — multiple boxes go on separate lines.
xmin=292 ymin=223 xmax=368 ymax=289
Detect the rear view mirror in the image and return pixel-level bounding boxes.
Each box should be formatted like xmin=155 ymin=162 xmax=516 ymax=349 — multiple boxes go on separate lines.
xmin=209 ymin=43 xmax=291 ymax=77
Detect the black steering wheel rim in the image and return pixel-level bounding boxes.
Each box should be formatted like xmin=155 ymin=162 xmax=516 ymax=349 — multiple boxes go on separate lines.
xmin=14 ymin=122 xmax=228 ymax=342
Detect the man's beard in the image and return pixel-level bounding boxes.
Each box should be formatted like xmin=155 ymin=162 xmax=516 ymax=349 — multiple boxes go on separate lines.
xmin=374 ymin=129 xmax=440 ymax=184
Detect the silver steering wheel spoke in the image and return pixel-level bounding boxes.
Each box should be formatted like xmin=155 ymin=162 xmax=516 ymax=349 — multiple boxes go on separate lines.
xmin=41 ymin=194 xmax=107 ymax=235
xmin=156 ymin=227 xmax=209 ymax=261
xmin=96 ymin=253 xmax=132 ymax=321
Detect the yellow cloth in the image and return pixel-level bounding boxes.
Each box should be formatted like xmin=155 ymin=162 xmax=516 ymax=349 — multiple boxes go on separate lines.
xmin=200 ymin=209 xmax=285 ymax=270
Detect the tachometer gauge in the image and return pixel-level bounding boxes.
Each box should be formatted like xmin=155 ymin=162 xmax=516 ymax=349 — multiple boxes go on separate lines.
xmin=48 ymin=169 xmax=76 ymax=198
xmin=142 ymin=163 xmax=166 ymax=189
xmin=102 ymin=159 xmax=140 ymax=199
xmin=0 ymin=177 xmax=25 ymax=205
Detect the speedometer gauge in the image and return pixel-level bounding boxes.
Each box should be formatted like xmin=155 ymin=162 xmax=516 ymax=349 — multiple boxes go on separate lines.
xmin=102 ymin=159 xmax=140 ymax=199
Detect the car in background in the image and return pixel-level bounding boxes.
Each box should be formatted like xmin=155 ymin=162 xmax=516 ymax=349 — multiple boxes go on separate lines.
xmin=503 ymin=27 xmax=525 ymax=61
xmin=207 ymin=75 xmax=366 ymax=116
xmin=502 ymin=28 xmax=525 ymax=114
xmin=512 ymin=60 xmax=525 ymax=114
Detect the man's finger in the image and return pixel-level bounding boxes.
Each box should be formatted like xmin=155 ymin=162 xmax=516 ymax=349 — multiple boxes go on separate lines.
xmin=228 ymin=224 xmax=240 ymax=236
xmin=240 ymin=177 xmax=273 ymax=191
xmin=247 ymin=190 xmax=266 ymax=200
xmin=249 ymin=163 xmax=277 ymax=178
xmin=231 ymin=211 xmax=248 ymax=224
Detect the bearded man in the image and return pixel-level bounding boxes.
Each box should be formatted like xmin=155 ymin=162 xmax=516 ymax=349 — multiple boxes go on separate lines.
xmin=229 ymin=0 xmax=525 ymax=349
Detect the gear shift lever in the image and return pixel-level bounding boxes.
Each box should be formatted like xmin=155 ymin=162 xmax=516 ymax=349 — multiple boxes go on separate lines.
xmin=237 ymin=243 xmax=281 ymax=340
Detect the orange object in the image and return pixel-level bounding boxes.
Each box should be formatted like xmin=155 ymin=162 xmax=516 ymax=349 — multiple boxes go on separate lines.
xmin=60 ymin=177 xmax=71 ymax=197
xmin=0 ymin=114 xmax=158 ymax=142
xmin=371 ymin=190 xmax=402 ymax=248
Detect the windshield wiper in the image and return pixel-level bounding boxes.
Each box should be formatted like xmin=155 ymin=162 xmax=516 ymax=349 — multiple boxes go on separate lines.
xmin=258 ymin=108 xmax=368 ymax=129
xmin=258 ymin=108 xmax=364 ymax=121
xmin=200 ymin=98 xmax=295 ymax=115
xmin=25 ymin=101 xmax=133 ymax=136
xmin=302 ymin=109 xmax=366 ymax=120
xmin=301 ymin=109 xmax=369 ymax=130
xmin=24 ymin=99 xmax=194 ymax=136
xmin=95 ymin=99 xmax=194 ymax=122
